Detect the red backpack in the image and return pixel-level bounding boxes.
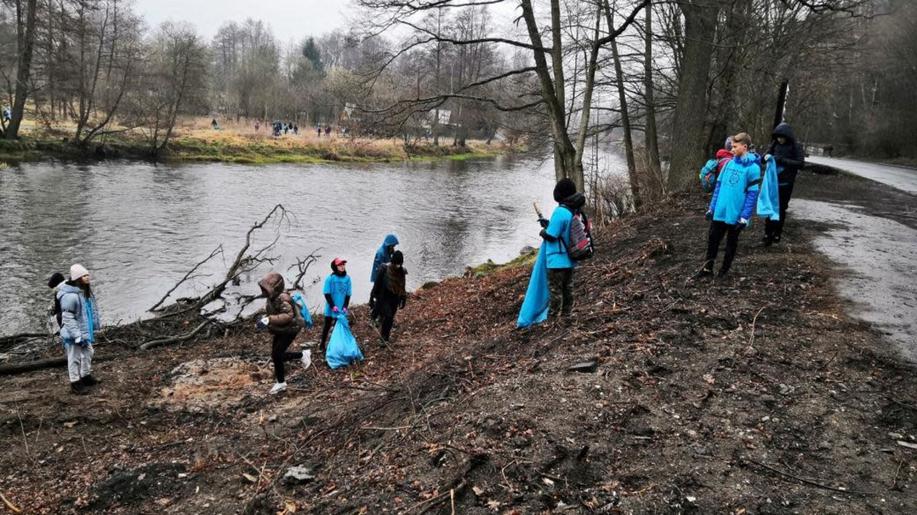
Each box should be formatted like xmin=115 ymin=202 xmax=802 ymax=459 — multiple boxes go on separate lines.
xmin=561 ymin=207 xmax=595 ymax=261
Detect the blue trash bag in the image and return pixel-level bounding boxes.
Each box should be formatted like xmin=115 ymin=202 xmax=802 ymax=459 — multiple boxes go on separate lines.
xmin=290 ymin=291 xmax=314 ymax=328
xmin=326 ymin=313 xmax=363 ymax=369
xmin=756 ymin=156 xmax=780 ymax=221
xmin=517 ymin=245 xmax=550 ymax=328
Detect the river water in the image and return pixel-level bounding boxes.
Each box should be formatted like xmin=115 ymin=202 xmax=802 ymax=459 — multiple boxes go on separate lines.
xmin=0 ymin=156 xmax=580 ymax=337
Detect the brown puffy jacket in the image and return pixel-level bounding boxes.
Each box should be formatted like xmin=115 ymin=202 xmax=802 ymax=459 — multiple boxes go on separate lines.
xmin=258 ymin=272 xmax=301 ymax=335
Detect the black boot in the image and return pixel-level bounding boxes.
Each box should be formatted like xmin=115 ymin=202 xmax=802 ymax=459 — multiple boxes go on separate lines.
xmin=70 ymin=381 xmax=89 ymax=395
xmin=80 ymin=375 xmax=99 ymax=386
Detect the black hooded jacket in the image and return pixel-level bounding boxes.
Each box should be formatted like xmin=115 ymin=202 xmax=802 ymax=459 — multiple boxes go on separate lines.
xmin=767 ymin=123 xmax=805 ymax=184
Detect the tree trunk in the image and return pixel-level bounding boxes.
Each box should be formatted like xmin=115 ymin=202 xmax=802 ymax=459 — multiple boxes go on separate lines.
xmin=668 ymin=0 xmax=720 ymax=191
xmin=643 ymin=2 xmax=661 ymax=174
xmin=706 ymin=0 xmax=749 ymax=155
xmin=5 ymin=0 xmax=39 ymax=140
xmin=520 ymin=0 xmax=581 ymax=191
xmin=605 ymin=2 xmax=640 ymax=209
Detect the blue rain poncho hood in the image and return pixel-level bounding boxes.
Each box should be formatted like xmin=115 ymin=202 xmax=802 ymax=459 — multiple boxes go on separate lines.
xmin=371 ymin=234 xmax=400 ymax=282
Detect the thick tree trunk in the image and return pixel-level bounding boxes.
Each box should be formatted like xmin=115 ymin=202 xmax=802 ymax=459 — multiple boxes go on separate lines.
xmin=5 ymin=0 xmax=39 ymax=140
xmin=643 ymin=3 xmax=661 ymax=174
xmin=668 ymin=0 xmax=721 ymax=191
xmin=706 ymin=0 xmax=749 ymax=155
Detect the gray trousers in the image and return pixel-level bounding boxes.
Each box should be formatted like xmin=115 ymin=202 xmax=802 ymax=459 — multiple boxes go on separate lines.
xmin=66 ymin=344 xmax=94 ymax=383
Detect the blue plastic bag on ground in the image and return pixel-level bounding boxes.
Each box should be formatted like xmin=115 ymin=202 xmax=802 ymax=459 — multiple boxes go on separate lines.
xmin=757 ymin=157 xmax=780 ymax=221
xmin=326 ymin=313 xmax=363 ymax=369
xmin=517 ymin=245 xmax=550 ymax=328
xmin=290 ymin=291 xmax=314 ymax=328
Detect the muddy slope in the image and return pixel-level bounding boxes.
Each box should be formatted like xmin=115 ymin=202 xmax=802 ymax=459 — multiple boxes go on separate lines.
xmin=1 ymin=194 xmax=915 ymax=514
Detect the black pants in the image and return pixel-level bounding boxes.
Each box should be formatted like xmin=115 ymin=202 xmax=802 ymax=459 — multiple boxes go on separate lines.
xmin=548 ymin=268 xmax=574 ymax=316
xmin=705 ymin=221 xmax=743 ymax=274
xmin=271 ymin=332 xmax=301 ymax=383
xmin=764 ymin=182 xmax=795 ymax=241
xmin=377 ymin=299 xmax=400 ymax=342
xmin=319 ymin=316 xmax=335 ymax=350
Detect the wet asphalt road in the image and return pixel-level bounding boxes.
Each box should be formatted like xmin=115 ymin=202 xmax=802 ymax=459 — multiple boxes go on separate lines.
xmin=792 ymin=158 xmax=917 ymax=362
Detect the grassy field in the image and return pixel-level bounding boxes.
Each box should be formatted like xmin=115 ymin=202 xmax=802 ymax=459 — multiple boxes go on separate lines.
xmin=0 ymin=117 xmax=516 ymax=165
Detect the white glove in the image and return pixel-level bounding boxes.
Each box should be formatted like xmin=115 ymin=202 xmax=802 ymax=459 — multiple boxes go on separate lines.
xmin=764 ymin=153 xmax=772 ymax=162
xmin=75 ymin=336 xmax=82 ymax=344
xmin=260 ymin=316 xmax=270 ymax=326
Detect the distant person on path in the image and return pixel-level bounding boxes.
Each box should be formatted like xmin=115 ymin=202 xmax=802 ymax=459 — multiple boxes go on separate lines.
xmin=538 ymin=178 xmax=584 ymax=319
xmin=697 ymin=132 xmax=761 ymax=279
xmin=257 ymin=272 xmax=307 ymax=395
xmin=254 ymin=121 xmax=261 ymax=132
xmin=325 ymin=125 xmax=332 ymax=138
xmin=762 ymin=122 xmax=805 ymax=246
xmin=58 ymin=264 xmax=100 ymax=395
xmin=369 ymin=250 xmax=407 ymax=345
xmin=319 ymin=258 xmax=352 ymax=353
xmin=2 ymin=106 xmax=10 ymax=122
xmin=317 ymin=126 xmax=322 ymax=138
xmin=211 ymin=118 xmax=219 ymax=130
xmin=293 ymin=124 xmax=299 ymax=135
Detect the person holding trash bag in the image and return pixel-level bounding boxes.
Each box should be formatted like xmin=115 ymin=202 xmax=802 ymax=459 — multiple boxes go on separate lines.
xmin=58 ymin=264 xmax=100 ymax=395
xmin=319 ymin=257 xmax=352 ymax=353
xmin=518 ymin=178 xmax=584 ymax=327
xmin=257 ymin=272 xmax=308 ymax=395
xmin=369 ymin=250 xmax=407 ymax=344
xmin=762 ymin=122 xmax=805 ymax=246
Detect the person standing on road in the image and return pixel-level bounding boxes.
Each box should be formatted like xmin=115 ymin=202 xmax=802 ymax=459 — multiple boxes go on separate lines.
xmin=319 ymin=258 xmax=352 ymax=353
xmin=763 ymin=122 xmax=805 ymax=246
xmin=697 ymin=132 xmax=762 ymax=278
xmin=257 ymin=272 xmax=307 ymax=395
xmin=369 ymin=250 xmax=407 ymax=345
xmin=58 ymin=264 xmax=100 ymax=395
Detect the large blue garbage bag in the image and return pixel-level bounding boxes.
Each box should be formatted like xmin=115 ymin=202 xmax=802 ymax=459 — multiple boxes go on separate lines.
xmin=757 ymin=157 xmax=780 ymax=221
xmin=326 ymin=313 xmax=363 ymax=369
xmin=517 ymin=245 xmax=550 ymax=328
xmin=290 ymin=291 xmax=314 ymax=328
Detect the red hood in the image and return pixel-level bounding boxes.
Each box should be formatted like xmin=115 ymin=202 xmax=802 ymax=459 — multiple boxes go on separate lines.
xmin=715 ymin=149 xmax=733 ymax=160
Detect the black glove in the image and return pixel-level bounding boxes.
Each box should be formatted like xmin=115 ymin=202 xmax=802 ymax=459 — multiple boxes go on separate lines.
xmin=538 ymin=218 xmax=549 ymax=228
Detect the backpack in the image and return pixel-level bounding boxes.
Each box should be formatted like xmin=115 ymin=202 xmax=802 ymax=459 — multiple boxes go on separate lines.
xmin=561 ymin=206 xmax=595 ymax=261
xmin=700 ymin=157 xmax=732 ymax=192
xmin=290 ymin=291 xmax=314 ymax=329
xmin=46 ymin=296 xmax=63 ymax=336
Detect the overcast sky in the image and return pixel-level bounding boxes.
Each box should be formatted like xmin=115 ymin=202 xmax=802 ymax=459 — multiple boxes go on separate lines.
xmin=133 ymin=0 xmax=353 ymax=44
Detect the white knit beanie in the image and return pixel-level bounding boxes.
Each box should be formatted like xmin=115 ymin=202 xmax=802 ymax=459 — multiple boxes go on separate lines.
xmin=70 ymin=264 xmax=90 ymax=281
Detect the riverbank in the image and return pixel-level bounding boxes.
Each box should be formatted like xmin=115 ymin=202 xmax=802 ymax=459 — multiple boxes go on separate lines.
xmin=0 ymin=193 xmax=914 ymax=513
xmin=0 ymin=126 xmax=515 ymax=165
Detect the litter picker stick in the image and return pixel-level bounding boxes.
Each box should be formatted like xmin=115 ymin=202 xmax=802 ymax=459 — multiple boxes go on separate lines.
xmin=533 ymin=201 xmax=544 ymax=220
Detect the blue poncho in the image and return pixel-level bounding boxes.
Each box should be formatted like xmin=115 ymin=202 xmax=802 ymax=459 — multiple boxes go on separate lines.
xmin=517 ymin=246 xmax=550 ymax=328
xmin=756 ymin=156 xmax=780 ymax=221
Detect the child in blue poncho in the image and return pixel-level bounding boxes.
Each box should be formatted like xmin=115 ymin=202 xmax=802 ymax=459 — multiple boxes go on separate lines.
xmin=697 ymin=132 xmax=762 ymax=278
xmin=319 ymin=257 xmax=352 ymax=353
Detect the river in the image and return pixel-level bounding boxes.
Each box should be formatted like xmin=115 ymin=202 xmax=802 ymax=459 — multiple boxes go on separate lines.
xmin=0 ymin=155 xmax=590 ymax=337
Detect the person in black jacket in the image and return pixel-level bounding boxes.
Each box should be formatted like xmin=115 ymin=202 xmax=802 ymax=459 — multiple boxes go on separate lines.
xmin=763 ymin=122 xmax=805 ymax=245
xmin=369 ymin=251 xmax=407 ymax=344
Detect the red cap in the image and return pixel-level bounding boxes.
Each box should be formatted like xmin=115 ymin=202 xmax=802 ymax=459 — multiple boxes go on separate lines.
xmin=332 ymin=257 xmax=347 ymax=266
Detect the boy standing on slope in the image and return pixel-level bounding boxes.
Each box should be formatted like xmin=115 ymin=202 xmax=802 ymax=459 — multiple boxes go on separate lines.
xmin=538 ymin=178 xmax=585 ymax=319
xmin=697 ymin=132 xmax=761 ymax=279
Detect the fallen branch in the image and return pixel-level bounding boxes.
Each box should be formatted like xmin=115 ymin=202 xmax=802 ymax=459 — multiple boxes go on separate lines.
xmin=742 ymin=457 xmax=872 ymax=496
xmin=150 ymin=245 xmax=223 ymax=312
xmin=139 ymin=320 xmax=212 ymax=351
xmin=0 ymin=491 xmax=21 ymax=513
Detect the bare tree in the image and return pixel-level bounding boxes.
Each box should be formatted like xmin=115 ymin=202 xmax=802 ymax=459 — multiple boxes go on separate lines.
xmin=2 ymin=0 xmax=38 ymax=139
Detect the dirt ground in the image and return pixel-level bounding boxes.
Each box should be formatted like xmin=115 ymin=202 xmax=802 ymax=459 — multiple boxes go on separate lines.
xmin=1 ymin=193 xmax=915 ymax=514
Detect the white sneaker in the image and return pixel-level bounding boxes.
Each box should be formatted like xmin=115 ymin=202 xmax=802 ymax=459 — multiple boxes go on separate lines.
xmin=301 ymin=350 xmax=312 ymax=370
xmin=269 ymin=382 xmax=287 ymax=395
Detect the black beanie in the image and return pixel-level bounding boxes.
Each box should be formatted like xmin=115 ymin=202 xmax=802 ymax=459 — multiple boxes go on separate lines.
xmin=553 ymin=178 xmax=577 ymax=202
xmin=391 ymin=250 xmax=404 ymax=265
xmin=48 ymin=272 xmax=66 ymax=289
